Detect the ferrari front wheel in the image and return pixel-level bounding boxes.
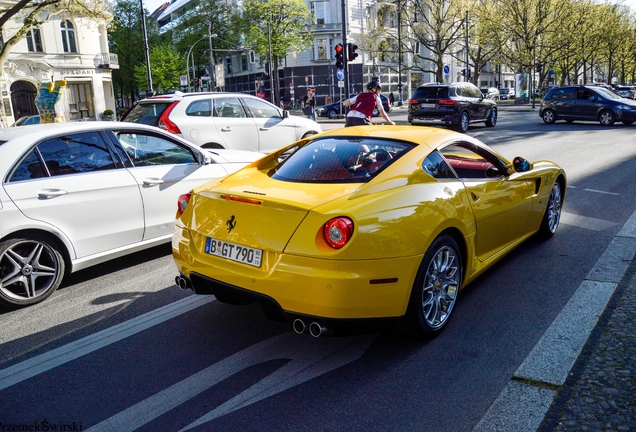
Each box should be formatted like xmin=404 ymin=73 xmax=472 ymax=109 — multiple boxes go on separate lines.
xmin=539 ymin=180 xmax=563 ymax=238
xmin=403 ymin=234 xmax=462 ymax=338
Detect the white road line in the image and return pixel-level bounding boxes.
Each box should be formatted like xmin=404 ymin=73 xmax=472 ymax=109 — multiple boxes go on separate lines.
xmin=559 ymin=211 xmax=619 ymax=231
xmin=0 ymin=295 xmax=214 ymax=391
xmin=86 ymin=332 xmax=376 ymax=432
xmin=583 ymin=188 xmax=620 ymax=196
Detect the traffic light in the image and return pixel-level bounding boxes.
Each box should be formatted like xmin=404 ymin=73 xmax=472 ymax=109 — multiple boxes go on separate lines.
xmin=334 ymin=44 xmax=344 ymax=69
xmin=347 ymin=43 xmax=359 ymax=62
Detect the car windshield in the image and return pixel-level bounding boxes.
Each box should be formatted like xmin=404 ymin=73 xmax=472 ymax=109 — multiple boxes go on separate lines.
xmin=413 ymin=87 xmax=449 ymax=98
xmin=593 ymin=87 xmax=621 ymax=100
xmin=269 ymin=137 xmax=414 ymax=183
xmin=122 ymin=102 xmax=171 ymax=126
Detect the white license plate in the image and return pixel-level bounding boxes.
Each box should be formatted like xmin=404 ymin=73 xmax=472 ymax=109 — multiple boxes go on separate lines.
xmin=205 ymin=237 xmax=262 ymax=267
xmin=420 ymin=103 xmax=436 ymax=108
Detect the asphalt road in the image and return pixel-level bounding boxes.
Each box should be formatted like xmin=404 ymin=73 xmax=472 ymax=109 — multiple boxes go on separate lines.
xmin=1 ymin=111 xmax=635 ymax=431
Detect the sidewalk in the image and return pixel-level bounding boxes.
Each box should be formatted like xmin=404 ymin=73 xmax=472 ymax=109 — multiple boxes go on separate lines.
xmin=475 ymin=209 xmax=636 ymax=432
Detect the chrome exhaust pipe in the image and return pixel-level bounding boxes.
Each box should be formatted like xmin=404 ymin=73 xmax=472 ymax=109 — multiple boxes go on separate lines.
xmin=309 ymin=322 xmax=329 ymax=338
xmin=175 ymin=275 xmax=191 ymax=290
xmin=293 ymin=319 xmax=306 ymax=334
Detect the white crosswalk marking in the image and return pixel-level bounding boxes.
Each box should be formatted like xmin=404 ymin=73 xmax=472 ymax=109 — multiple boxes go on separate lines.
xmin=0 ymin=295 xmax=214 ymax=391
xmin=86 ymin=332 xmax=376 ymax=432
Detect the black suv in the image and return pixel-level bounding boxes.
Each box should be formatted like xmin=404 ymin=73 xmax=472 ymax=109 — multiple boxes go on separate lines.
xmin=540 ymin=85 xmax=636 ymax=126
xmin=408 ymin=82 xmax=498 ymax=133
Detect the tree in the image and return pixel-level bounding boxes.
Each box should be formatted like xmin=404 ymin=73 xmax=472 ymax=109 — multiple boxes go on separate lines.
xmin=0 ymin=0 xmax=112 ymax=72
xmin=168 ymin=0 xmax=242 ymax=88
xmin=241 ymin=0 xmax=313 ymax=105
xmin=134 ymin=44 xmax=184 ymax=94
xmin=406 ymin=0 xmax=468 ymax=83
xmin=108 ymin=0 xmax=157 ymax=105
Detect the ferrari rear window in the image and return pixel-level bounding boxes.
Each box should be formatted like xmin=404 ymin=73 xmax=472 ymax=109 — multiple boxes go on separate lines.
xmin=269 ymin=137 xmax=413 ymax=183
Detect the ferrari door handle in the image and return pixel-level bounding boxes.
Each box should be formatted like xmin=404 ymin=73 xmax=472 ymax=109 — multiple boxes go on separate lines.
xmin=143 ymin=178 xmax=165 ymax=186
xmin=37 ymin=189 xmax=68 ymax=199
xmin=259 ymin=127 xmax=269 ymax=131
xmin=470 ymin=192 xmax=480 ymax=201
xmin=221 ymin=127 xmax=231 ymax=132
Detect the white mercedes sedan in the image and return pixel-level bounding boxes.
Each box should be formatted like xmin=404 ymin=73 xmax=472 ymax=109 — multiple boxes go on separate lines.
xmin=0 ymin=122 xmax=263 ymax=307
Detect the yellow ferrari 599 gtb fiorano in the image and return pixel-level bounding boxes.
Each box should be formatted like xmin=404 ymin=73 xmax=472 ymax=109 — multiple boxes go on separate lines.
xmin=173 ymin=125 xmax=566 ymax=338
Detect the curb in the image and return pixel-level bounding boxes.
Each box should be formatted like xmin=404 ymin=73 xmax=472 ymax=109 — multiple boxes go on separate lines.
xmin=473 ymin=208 xmax=636 ymax=431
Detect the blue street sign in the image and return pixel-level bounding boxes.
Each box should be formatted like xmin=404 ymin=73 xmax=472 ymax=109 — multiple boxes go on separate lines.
xmin=336 ymin=69 xmax=344 ymax=81
xmin=443 ymin=65 xmax=450 ymax=74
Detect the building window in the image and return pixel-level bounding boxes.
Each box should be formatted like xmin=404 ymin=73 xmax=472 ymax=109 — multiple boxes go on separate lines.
xmin=66 ymin=83 xmax=94 ymax=120
xmin=226 ymin=57 xmax=232 ymax=74
xmin=61 ymin=20 xmax=77 ymax=53
xmin=241 ymin=53 xmax=248 ymax=71
xmin=317 ymin=39 xmax=328 ymax=60
xmin=311 ymin=2 xmax=330 ymax=25
xmin=26 ymin=29 xmax=43 ymax=52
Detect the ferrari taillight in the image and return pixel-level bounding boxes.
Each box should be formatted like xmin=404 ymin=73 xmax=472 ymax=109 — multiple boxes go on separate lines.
xmin=176 ymin=193 xmax=191 ymax=218
xmin=322 ymin=217 xmax=354 ymax=249
xmin=158 ymin=101 xmax=182 ymax=134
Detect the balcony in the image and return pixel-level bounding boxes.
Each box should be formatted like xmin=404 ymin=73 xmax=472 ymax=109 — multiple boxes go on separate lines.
xmin=94 ymin=53 xmax=119 ymax=69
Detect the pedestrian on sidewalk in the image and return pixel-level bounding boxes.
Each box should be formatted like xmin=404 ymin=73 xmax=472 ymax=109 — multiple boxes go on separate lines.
xmin=325 ymin=95 xmax=331 ymax=105
xmin=303 ymin=89 xmax=317 ymax=121
xmin=389 ymin=92 xmax=395 ymax=107
xmin=343 ymin=81 xmax=395 ymax=127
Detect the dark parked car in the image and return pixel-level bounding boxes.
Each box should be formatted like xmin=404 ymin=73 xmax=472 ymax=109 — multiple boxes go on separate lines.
xmin=408 ymin=82 xmax=498 ymax=133
xmin=317 ymin=94 xmax=391 ymax=119
xmin=540 ymin=85 xmax=636 ymax=126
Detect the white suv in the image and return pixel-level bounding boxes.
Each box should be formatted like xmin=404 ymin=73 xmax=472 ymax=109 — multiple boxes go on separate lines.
xmin=122 ymin=92 xmax=322 ymax=153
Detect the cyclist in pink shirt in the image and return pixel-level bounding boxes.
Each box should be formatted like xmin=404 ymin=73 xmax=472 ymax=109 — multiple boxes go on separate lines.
xmin=343 ymin=81 xmax=395 ymax=127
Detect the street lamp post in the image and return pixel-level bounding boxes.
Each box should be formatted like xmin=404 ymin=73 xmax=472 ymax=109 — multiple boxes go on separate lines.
xmin=208 ymin=24 xmax=217 ymax=92
xmin=187 ymin=37 xmax=207 ymax=92
xmin=187 ymin=34 xmax=218 ymax=92
xmin=140 ymin=0 xmax=153 ymax=97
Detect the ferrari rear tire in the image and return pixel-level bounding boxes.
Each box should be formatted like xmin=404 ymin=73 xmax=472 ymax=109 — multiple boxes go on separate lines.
xmin=539 ymin=180 xmax=563 ymax=238
xmin=403 ymin=234 xmax=462 ymax=338
xmin=0 ymin=236 xmax=65 ymax=307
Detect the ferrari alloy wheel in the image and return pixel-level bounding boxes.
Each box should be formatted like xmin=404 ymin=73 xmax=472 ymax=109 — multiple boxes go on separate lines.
xmin=456 ymin=112 xmax=470 ymax=133
xmin=539 ymin=180 xmax=563 ymax=238
xmin=542 ymin=109 xmax=556 ymax=124
xmin=404 ymin=234 xmax=462 ymax=338
xmin=485 ymin=108 xmax=497 ymax=127
xmin=598 ymin=110 xmax=615 ymax=126
xmin=0 ymin=237 xmax=65 ymax=307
